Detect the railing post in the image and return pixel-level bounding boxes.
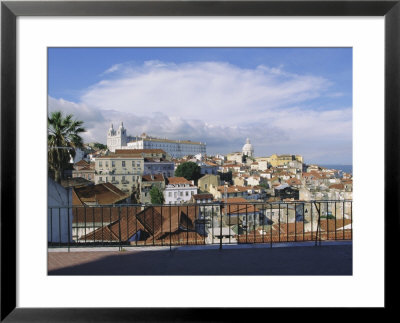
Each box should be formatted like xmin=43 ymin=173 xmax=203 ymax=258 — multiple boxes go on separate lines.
xmin=228 ymin=204 xmax=231 ymax=244
xmin=350 ymin=201 xmax=353 ymax=240
xmin=253 ymin=203 xmax=256 ymax=244
xmin=326 ymin=202 xmax=329 ymax=240
xmin=118 ymin=206 xmax=121 ymax=251
xmin=152 ymin=207 xmax=155 ymax=246
xmin=270 ymin=204 xmax=272 ymax=248
xmin=58 ymin=208 xmax=61 ymax=248
xmin=302 ymin=203 xmax=305 ymax=242
xmin=101 ymin=206 xmax=104 ymax=246
xmin=286 ymin=203 xmax=289 ymax=242
xmin=84 ymin=207 xmax=87 ymax=245
xmin=313 ymin=201 xmax=322 ymax=246
xmin=211 ymin=205 xmax=214 ymax=245
xmin=335 ymin=202 xmax=337 ymax=241
xmin=92 ymin=207 xmax=95 ymax=244
xmin=126 ymin=207 xmax=129 ymax=247
xmin=50 ymin=207 xmax=53 ymax=247
xmin=245 ymin=204 xmax=248 ymax=244
xmin=278 ymin=204 xmax=280 ymax=243
xmin=219 ymin=203 xmax=223 ymax=250
xmin=67 ymin=207 xmax=70 ymax=252
xmin=293 ymin=202 xmax=296 ymax=241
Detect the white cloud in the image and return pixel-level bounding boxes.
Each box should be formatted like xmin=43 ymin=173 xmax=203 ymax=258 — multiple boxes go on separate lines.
xmin=49 ymin=61 xmax=352 ymax=163
xmin=81 ymin=61 xmax=331 ymax=125
xmin=102 ymin=63 xmax=122 ymax=75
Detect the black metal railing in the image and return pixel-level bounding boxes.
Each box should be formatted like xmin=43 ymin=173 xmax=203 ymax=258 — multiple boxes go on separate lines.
xmin=48 ymin=200 xmax=352 ymax=250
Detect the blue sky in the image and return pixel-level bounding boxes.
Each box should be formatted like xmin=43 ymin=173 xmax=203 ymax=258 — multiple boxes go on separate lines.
xmin=48 ymin=48 xmax=352 ymax=164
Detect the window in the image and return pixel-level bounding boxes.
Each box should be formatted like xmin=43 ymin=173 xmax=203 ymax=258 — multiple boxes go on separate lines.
xmin=99 ymin=161 xmax=103 ymax=167
xmin=169 ymin=192 xmax=172 ymax=197
xmin=105 ymin=161 xmax=108 ymax=167
xmin=99 ymin=177 xmax=102 ymax=182
xmin=132 ymin=161 xmax=135 ymax=167
xmin=122 ymin=176 xmax=125 ymax=181
xmin=185 ymin=191 xmax=189 ymax=196
xmin=205 ymin=184 xmax=208 ymax=189
xmin=122 ymin=161 xmax=126 ymax=167
xmin=112 ymin=176 xmax=115 ymax=182
xmin=180 ymin=192 xmax=183 ymax=197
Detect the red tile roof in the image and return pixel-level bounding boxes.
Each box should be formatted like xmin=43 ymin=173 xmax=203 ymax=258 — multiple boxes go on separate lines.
xmin=73 ymin=182 xmax=129 ymax=205
xmin=75 ymin=159 xmax=89 ymax=167
xmin=167 ymin=177 xmax=191 ymax=185
xmin=286 ymin=178 xmax=301 ymax=186
xmin=79 ymin=205 xmax=201 ymax=243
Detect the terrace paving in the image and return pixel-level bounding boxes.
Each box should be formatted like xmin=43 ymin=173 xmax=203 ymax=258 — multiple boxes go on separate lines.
xmin=48 ymin=242 xmax=352 ymax=275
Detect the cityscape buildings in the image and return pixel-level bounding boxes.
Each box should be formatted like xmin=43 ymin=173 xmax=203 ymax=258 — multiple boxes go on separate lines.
xmin=107 ymin=122 xmax=206 ymax=157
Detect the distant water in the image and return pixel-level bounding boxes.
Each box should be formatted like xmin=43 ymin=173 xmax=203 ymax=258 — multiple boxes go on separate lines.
xmin=319 ymin=164 xmax=352 ymax=174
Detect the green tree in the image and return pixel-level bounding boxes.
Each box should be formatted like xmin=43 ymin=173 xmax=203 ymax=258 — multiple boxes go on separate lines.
xmin=48 ymin=111 xmax=86 ymax=183
xmin=175 ymin=161 xmax=201 ymax=182
xmin=93 ymin=142 xmax=107 ymax=150
xmin=149 ymin=186 xmax=165 ymax=205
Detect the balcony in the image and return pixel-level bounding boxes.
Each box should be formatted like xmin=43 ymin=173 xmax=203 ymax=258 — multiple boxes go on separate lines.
xmin=48 ymin=200 xmax=352 ymax=248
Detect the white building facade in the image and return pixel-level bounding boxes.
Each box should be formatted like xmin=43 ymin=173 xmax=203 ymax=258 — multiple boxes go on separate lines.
xmin=163 ymin=178 xmax=198 ymax=204
xmin=126 ymin=136 xmax=206 ymax=158
xmin=107 ymin=124 xmax=206 ymax=157
xmin=107 ymin=122 xmax=128 ymax=152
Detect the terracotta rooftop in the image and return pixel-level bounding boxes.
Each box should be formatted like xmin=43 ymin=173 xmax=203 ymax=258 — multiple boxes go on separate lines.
xmin=61 ymin=177 xmax=93 ymax=188
xmin=217 ymin=185 xmax=248 ymax=193
xmin=286 ymin=178 xmax=302 ymax=186
xmin=79 ymin=205 xmax=201 ymax=243
xmin=73 ymin=182 xmax=129 ymax=205
xmin=167 ymin=177 xmax=192 ymax=185
xmin=75 ymin=159 xmax=89 ymax=167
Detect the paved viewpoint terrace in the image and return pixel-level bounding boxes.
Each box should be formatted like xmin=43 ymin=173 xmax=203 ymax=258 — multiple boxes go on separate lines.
xmin=48 ymin=242 xmax=352 ymax=275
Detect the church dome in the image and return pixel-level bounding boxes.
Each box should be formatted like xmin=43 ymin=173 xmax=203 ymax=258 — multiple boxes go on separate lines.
xmin=242 ymin=138 xmax=254 ymax=157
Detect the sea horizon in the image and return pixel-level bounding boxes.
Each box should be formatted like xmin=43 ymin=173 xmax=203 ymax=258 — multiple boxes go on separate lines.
xmin=319 ymin=164 xmax=352 ymax=174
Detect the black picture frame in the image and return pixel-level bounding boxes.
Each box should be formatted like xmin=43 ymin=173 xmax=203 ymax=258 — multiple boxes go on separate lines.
xmin=1 ymin=0 xmax=398 ymax=321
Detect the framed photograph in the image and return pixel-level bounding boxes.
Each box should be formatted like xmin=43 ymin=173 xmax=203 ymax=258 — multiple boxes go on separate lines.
xmin=1 ymin=0 xmax=398 ymax=320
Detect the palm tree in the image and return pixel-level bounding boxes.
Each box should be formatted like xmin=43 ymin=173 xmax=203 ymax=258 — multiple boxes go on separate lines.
xmin=48 ymin=111 xmax=86 ymax=183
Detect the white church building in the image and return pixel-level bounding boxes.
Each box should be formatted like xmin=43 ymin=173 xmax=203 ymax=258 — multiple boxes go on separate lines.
xmin=107 ymin=122 xmax=128 ymax=152
xmin=242 ymin=138 xmax=254 ymax=158
xmin=107 ymin=123 xmax=206 ymax=158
